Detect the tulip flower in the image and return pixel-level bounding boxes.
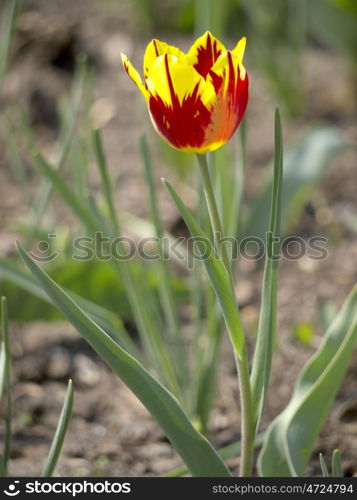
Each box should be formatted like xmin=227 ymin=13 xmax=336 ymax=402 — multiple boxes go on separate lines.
xmin=121 ymin=31 xmax=248 ymax=153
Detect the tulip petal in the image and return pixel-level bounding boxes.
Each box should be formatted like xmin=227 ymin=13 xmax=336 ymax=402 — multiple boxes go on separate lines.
xmin=121 ymin=53 xmax=149 ymax=101
xmin=232 ymin=36 xmax=247 ymax=62
xmin=146 ymin=54 xmax=205 ymax=106
xmin=186 ymin=31 xmax=226 ymax=78
xmin=143 ymin=39 xmax=186 ymax=79
xmin=202 ymin=51 xmax=248 ymax=148
xmin=147 ymin=54 xmax=216 ymax=152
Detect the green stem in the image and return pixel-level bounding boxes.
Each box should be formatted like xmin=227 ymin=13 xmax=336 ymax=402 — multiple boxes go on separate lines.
xmin=196 ymin=153 xmax=254 ymax=476
xmin=235 ymin=350 xmax=254 ymax=476
xmin=196 ymin=153 xmax=231 ymax=273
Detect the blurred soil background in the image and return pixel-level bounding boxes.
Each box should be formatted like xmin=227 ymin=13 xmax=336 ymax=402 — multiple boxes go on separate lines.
xmin=0 ymin=0 xmax=356 ymax=476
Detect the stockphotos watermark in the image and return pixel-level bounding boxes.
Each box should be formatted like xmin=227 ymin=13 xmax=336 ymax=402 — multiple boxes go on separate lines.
xmin=2 ymin=479 xmax=131 ymax=497
xmin=28 ymin=231 xmax=329 ymax=268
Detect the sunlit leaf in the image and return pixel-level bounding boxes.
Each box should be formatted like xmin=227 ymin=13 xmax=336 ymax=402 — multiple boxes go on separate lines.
xmin=259 ymin=284 xmax=357 ymax=476
xmin=17 ymin=243 xmax=231 ymax=477
xmin=42 ymin=379 xmax=74 ymax=477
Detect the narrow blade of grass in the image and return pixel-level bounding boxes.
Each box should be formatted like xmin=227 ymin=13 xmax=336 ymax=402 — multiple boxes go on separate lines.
xmin=319 ymin=453 xmax=329 ymax=477
xmin=0 ymin=297 xmax=12 ymax=474
xmin=41 ymin=379 xmax=74 ymax=477
xmin=332 ymin=449 xmax=343 ymax=477
xmin=0 ymin=0 xmax=23 ymax=92
xmin=4 ymin=118 xmax=31 ymax=206
xmin=33 ymin=153 xmax=99 ymax=232
xmin=33 ymin=57 xmax=87 ymax=229
xmin=92 ymin=128 xmax=119 ymax=233
xmin=250 ymin=108 xmax=283 ymax=429
xmin=140 ymin=135 xmax=187 ymax=389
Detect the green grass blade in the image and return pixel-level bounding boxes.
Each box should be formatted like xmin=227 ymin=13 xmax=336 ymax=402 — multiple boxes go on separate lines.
xmin=17 ymin=243 xmax=231 ymax=477
xmin=33 ymin=57 xmax=87 ymax=228
xmin=194 ymin=285 xmax=224 ymax=434
xmin=332 ymin=449 xmax=343 ymax=477
xmin=163 ymin=178 xmax=245 ymax=359
xmin=0 ymin=0 xmax=23 ymax=93
xmin=319 ymin=453 xmax=329 ymax=477
xmin=71 ymin=138 xmax=90 ymax=202
xmin=140 ymin=136 xmax=187 ymax=388
xmin=92 ymin=128 xmax=120 ymax=233
xmin=4 ymin=118 xmax=31 ymax=206
xmin=33 ymin=153 xmax=99 ymax=232
xmin=259 ymin=284 xmax=357 ymax=476
xmin=250 ymin=108 xmax=283 ymax=429
xmin=0 ymin=258 xmax=139 ymax=358
xmin=34 ymin=146 xmax=181 ymax=394
xmin=0 ymin=297 xmax=12 ymax=474
xmin=41 ymin=379 xmax=74 ymax=477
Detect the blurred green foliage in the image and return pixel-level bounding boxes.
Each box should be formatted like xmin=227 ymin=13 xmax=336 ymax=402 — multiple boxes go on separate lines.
xmin=293 ymin=322 xmax=314 ymax=347
xmin=0 ymin=260 xmax=186 ymax=322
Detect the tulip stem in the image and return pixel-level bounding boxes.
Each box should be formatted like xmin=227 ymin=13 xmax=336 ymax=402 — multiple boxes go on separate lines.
xmin=196 ymin=153 xmax=254 ymax=477
xmin=196 ymin=153 xmax=231 ymax=273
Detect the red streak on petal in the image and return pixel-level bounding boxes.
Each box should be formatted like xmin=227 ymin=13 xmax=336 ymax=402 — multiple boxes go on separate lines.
xmin=194 ymin=33 xmax=223 ymax=78
xmin=148 ymin=54 xmax=249 ymax=152
xmin=153 ymin=40 xmax=160 ymax=57
xmin=149 ymin=84 xmax=212 ymax=150
xmin=164 ymin=54 xmax=178 ymax=107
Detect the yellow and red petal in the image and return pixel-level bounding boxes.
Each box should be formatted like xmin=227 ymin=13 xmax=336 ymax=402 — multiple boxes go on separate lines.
xmin=146 ymin=54 xmax=215 ymax=152
xmin=186 ymin=31 xmax=226 ymax=78
xmin=143 ymin=39 xmax=186 ymax=79
xmin=146 ymin=53 xmax=206 ymax=106
xmin=232 ymin=36 xmax=246 ymax=63
xmin=121 ymin=34 xmax=249 ymax=154
xmin=121 ymin=53 xmax=149 ymax=101
xmin=202 ymin=51 xmax=248 ymax=150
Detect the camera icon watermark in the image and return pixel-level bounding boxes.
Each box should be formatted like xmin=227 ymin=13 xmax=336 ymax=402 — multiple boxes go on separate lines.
xmin=4 ymin=480 xmax=20 ymax=496
xmin=28 ymin=234 xmax=59 ymax=263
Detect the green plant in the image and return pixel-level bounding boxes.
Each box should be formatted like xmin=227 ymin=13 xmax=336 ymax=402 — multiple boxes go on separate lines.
xmin=0 ymin=297 xmax=73 ymax=477
xmin=1 ymin=7 xmax=355 ymax=477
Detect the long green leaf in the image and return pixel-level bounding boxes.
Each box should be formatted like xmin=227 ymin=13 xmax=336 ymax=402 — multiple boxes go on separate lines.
xmin=42 ymin=379 xmax=74 ymax=477
xmin=0 ymin=258 xmax=139 ymax=358
xmin=250 ymin=108 xmax=283 ymax=429
xmin=164 ymin=432 xmax=265 ymax=477
xmin=17 ymin=243 xmax=231 ymax=477
xmin=259 ymin=284 xmax=357 ymax=476
xmin=163 ymin=179 xmax=245 ymax=359
xmin=37 ymin=131 xmax=181 ymax=396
